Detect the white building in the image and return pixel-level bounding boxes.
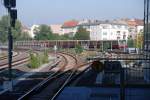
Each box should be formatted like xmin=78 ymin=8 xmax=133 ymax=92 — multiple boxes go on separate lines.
xmin=62 ymin=27 xmax=78 ymax=36
xmin=89 ymin=22 xmax=129 ymax=41
xmin=137 ymin=25 xmax=144 ymax=33
xmin=30 ymin=25 xmax=39 ymax=38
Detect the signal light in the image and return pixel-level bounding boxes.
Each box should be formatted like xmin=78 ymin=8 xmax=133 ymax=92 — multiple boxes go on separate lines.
xmin=4 ymin=0 xmax=9 ymax=7
xmin=10 ymin=0 xmax=16 ymax=7
xmin=10 ymin=9 xmax=17 ymax=19
xmin=10 ymin=9 xmax=17 ymax=27
xmin=4 ymin=0 xmax=16 ymax=8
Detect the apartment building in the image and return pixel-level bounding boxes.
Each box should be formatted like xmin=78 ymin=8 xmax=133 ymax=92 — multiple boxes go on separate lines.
xmin=89 ymin=21 xmax=129 ymax=41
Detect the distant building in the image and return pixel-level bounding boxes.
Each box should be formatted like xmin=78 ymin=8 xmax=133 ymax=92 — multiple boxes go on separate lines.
xmin=50 ymin=24 xmax=63 ymax=35
xmin=127 ymin=19 xmax=144 ymax=39
xmin=89 ymin=21 xmax=129 ymax=41
xmin=137 ymin=25 xmax=144 ymax=33
xmin=30 ymin=25 xmax=39 ymax=38
xmin=61 ymin=20 xmax=78 ymax=36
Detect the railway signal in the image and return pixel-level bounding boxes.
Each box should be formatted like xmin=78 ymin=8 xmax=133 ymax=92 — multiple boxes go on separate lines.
xmin=4 ymin=0 xmax=16 ymax=8
xmin=3 ymin=0 xmax=17 ymax=91
xmin=10 ymin=9 xmax=17 ymax=27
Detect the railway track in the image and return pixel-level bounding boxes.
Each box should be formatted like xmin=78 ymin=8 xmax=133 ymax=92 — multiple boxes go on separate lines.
xmin=0 ymin=51 xmax=41 ymax=73
xmin=0 ymin=53 xmax=29 ymax=72
xmin=0 ymin=51 xmax=81 ymax=100
xmin=0 ymin=51 xmax=19 ymax=61
xmin=17 ymin=52 xmax=91 ymax=100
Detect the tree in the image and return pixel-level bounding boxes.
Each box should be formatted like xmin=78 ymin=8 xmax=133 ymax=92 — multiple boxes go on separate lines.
xmin=74 ymin=27 xmax=90 ymax=40
xmin=75 ymin=44 xmax=83 ymax=54
xmin=20 ymin=32 xmax=31 ymax=40
xmin=0 ymin=15 xmax=31 ymax=42
xmin=34 ymin=24 xmax=53 ymax=40
xmin=103 ymin=42 xmax=110 ymax=51
xmin=59 ymin=34 xmax=73 ymax=40
xmin=135 ymin=33 xmax=143 ymax=49
xmin=0 ymin=16 xmax=9 ymax=42
xmin=12 ymin=21 xmax=23 ymax=41
xmin=127 ymin=37 xmax=134 ymax=48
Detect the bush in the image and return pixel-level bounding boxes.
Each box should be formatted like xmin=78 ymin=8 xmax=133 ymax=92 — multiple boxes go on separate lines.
xmin=29 ymin=53 xmax=40 ymax=68
xmin=42 ymin=50 xmax=49 ymax=63
xmin=28 ymin=50 xmax=49 ymax=69
xmin=75 ymin=45 xmax=83 ymax=54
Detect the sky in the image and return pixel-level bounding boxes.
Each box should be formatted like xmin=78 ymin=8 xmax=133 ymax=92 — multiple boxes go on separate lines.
xmin=0 ymin=0 xmax=144 ymax=27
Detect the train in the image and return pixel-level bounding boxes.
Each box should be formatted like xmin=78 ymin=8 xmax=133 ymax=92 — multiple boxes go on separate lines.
xmin=15 ymin=40 xmax=127 ymax=50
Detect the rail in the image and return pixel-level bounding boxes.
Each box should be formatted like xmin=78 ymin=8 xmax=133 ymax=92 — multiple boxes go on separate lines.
xmin=18 ymin=52 xmax=89 ymax=100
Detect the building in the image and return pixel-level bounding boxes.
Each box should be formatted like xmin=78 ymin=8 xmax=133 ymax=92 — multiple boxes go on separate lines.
xmin=50 ymin=24 xmax=63 ymax=35
xmin=137 ymin=25 xmax=144 ymax=33
xmin=127 ymin=19 xmax=144 ymax=38
xmin=30 ymin=25 xmax=39 ymax=38
xmin=61 ymin=20 xmax=78 ymax=36
xmin=89 ymin=21 xmax=129 ymax=41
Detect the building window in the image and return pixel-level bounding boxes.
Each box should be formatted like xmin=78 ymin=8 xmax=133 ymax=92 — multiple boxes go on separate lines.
xmin=117 ymin=31 xmax=120 ymax=35
xmin=117 ymin=31 xmax=120 ymax=33
xmin=103 ymin=32 xmax=107 ymax=35
xmin=123 ymin=32 xmax=126 ymax=35
xmin=123 ymin=35 xmax=126 ymax=39
xmin=117 ymin=25 xmax=121 ymax=29
xmin=117 ymin=36 xmax=120 ymax=40
xmin=103 ymin=38 xmax=107 ymax=40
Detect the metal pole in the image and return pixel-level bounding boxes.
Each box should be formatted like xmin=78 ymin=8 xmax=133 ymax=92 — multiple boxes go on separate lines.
xmin=146 ymin=0 xmax=149 ymax=59
xmin=111 ymin=41 xmax=112 ymax=51
xmin=120 ymin=68 xmax=125 ymax=100
xmin=7 ymin=7 xmax=13 ymax=91
xmin=143 ymin=0 xmax=146 ymax=51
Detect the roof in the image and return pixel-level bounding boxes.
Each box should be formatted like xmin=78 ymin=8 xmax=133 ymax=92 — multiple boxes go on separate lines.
xmin=127 ymin=19 xmax=144 ymax=26
xmin=62 ymin=20 xmax=78 ymax=28
xmin=135 ymin=19 xmax=144 ymax=26
xmin=79 ymin=21 xmax=128 ymax=26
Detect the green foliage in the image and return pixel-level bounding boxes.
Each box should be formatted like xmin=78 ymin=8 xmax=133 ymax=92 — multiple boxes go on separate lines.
xmin=127 ymin=37 xmax=134 ymax=48
xmin=34 ymin=24 xmax=53 ymax=40
xmin=75 ymin=45 xmax=83 ymax=54
xmin=74 ymin=27 xmax=90 ymax=40
xmin=20 ymin=32 xmax=31 ymax=40
xmin=29 ymin=53 xmax=40 ymax=68
xmin=42 ymin=50 xmax=49 ymax=63
xmin=134 ymin=33 xmax=143 ymax=48
xmin=34 ymin=24 xmax=74 ymax=40
xmin=0 ymin=15 xmax=31 ymax=43
xmin=103 ymin=42 xmax=110 ymax=51
xmin=0 ymin=16 xmax=9 ymax=43
xmin=28 ymin=50 xmax=49 ymax=68
xmin=58 ymin=34 xmax=73 ymax=40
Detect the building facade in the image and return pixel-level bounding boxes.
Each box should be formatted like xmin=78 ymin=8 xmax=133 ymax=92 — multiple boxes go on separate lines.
xmin=61 ymin=20 xmax=78 ymax=36
xmin=50 ymin=24 xmax=63 ymax=35
xmin=30 ymin=25 xmax=39 ymax=38
xmin=89 ymin=22 xmax=129 ymax=41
